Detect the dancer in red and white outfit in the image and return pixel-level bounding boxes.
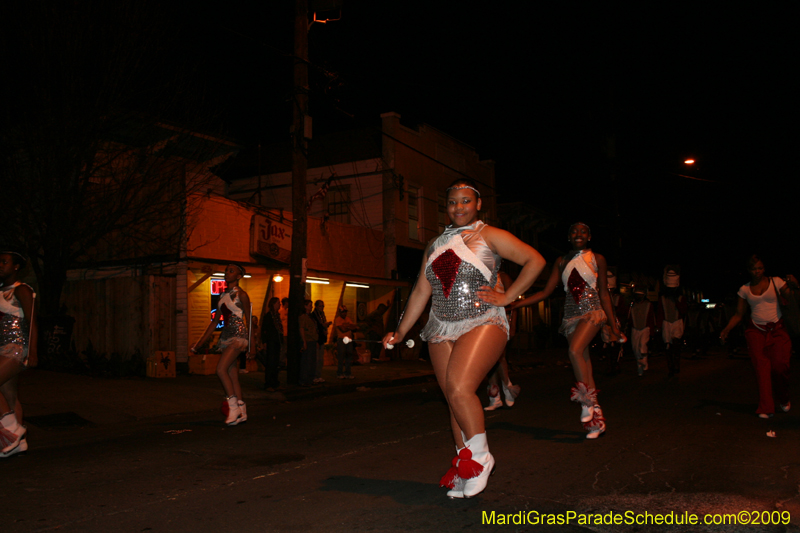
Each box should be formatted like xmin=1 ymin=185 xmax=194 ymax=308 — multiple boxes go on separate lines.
xmin=0 ymin=248 xmax=37 ymax=458
xmin=191 ymin=264 xmax=253 ymax=426
xmin=510 ymin=223 xmax=623 ymax=439
xmin=383 ymin=179 xmax=545 ymax=499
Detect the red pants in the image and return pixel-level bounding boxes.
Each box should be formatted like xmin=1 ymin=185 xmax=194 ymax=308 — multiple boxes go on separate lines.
xmin=744 ymin=321 xmax=791 ymax=414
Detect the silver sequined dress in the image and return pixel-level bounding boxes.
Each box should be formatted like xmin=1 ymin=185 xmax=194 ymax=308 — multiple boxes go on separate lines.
xmin=421 ymin=221 xmax=508 ymax=343
xmin=559 ymin=251 xmax=606 ymax=336
xmin=0 ymin=282 xmax=32 ymax=365
xmin=218 ymin=286 xmax=249 ymax=350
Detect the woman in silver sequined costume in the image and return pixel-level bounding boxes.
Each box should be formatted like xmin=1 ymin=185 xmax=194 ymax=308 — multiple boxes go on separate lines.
xmin=191 ymin=264 xmax=253 ymax=426
xmin=510 ymin=223 xmax=623 ymax=439
xmin=0 ymin=249 xmax=37 ymax=458
xmin=382 ymin=179 xmax=546 ymax=499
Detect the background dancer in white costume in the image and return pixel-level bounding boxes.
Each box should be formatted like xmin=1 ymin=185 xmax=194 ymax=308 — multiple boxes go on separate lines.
xmin=484 ymin=271 xmax=521 ymax=411
xmin=510 ymin=222 xmax=623 ymax=439
xmin=191 ymin=264 xmax=253 ymax=426
xmin=628 ymin=288 xmax=656 ymax=376
xmin=383 ymin=179 xmax=545 ymax=499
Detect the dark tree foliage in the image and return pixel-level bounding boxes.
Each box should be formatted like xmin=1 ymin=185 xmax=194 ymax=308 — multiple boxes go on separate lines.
xmin=1 ymin=1 xmax=228 ymax=316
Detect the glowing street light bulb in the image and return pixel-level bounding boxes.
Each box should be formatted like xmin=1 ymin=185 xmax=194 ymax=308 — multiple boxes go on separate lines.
xmin=684 ymin=159 xmax=695 ymax=165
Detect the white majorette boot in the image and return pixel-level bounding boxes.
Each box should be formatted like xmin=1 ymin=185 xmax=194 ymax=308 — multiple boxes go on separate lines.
xmin=502 ymin=382 xmax=520 ymax=408
xmin=237 ymin=400 xmax=248 ymax=423
xmin=461 ymin=433 xmax=495 ymax=498
xmin=0 ymin=436 xmax=27 ymax=458
xmin=585 ymin=404 xmax=606 ymax=439
xmin=570 ymin=382 xmax=597 ymax=423
xmin=0 ymin=411 xmax=26 ymax=454
xmin=484 ymin=384 xmax=502 ymax=411
xmin=439 ymin=446 xmax=466 ymax=499
xmin=222 ymin=396 xmax=243 ymax=426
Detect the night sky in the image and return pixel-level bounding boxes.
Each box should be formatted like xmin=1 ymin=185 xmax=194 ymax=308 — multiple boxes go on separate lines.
xmin=10 ymin=2 xmax=796 ymax=299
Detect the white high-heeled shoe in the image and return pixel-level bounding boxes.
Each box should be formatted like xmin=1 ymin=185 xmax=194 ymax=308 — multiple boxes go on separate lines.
xmin=237 ymin=401 xmax=248 ymax=423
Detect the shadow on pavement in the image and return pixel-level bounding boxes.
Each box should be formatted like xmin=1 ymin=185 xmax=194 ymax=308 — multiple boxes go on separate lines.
xmin=489 ymin=421 xmax=585 ymax=443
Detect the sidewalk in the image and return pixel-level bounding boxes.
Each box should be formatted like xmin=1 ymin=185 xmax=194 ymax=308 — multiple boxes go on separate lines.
xmin=16 ymin=358 xmax=438 ymax=427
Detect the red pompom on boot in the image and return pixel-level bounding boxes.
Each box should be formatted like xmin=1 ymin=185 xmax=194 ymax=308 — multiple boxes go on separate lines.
xmin=440 ymin=446 xmax=469 ymax=498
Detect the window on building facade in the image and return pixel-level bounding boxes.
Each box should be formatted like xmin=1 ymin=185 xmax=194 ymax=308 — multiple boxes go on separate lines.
xmin=325 ymin=185 xmax=351 ymax=224
xmin=438 ymin=193 xmax=448 ymax=234
xmin=408 ymin=184 xmax=420 ymax=241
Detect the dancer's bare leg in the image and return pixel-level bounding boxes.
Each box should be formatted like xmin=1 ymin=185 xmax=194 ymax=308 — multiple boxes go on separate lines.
xmin=566 ymin=321 xmax=603 ymax=389
xmin=429 ymin=341 xmax=464 ymax=447
xmin=0 ymin=375 xmax=22 ymax=422
xmin=496 ymin=354 xmax=510 ymax=386
xmin=216 ymin=345 xmax=241 ymax=398
xmin=227 ymin=358 xmax=243 ymax=400
xmin=445 ymin=325 xmax=507 ymax=440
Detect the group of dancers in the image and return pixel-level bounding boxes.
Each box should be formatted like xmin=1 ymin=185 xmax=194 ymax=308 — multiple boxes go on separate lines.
xmin=4 ymin=176 xmax=795 ymax=511
xmin=381 ymin=179 xmax=624 ymax=498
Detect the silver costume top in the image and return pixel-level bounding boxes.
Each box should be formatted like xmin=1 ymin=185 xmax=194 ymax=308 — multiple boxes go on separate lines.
xmin=560 ymin=251 xmax=606 ymax=335
xmin=218 ymin=286 xmax=249 ymax=348
xmin=421 ymin=221 xmax=508 ymax=343
xmin=0 ymin=282 xmax=33 ymax=364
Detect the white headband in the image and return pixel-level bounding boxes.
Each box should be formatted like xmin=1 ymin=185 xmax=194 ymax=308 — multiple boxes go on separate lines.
xmin=446 ymin=185 xmax=481 ymax=198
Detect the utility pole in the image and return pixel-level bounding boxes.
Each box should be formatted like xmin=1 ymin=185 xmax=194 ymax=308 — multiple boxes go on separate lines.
xmin=287 ymin=0 xmax=309 ymax=386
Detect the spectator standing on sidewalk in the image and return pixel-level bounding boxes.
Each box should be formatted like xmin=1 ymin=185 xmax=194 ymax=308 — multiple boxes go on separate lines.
xmin=0 ymin=248 xmax=37 ymax=458
xmin=363 ymin=301 xmax=390 ymax=361
xmin=261 ymin=297 xmax=283 ymax=391
xmin=720 ymin=255 xmax=798 ymax=419
xmin=335 ymin=306 xmax=358 ymax=379
xmin=299 ymin=300 xmax=318 ymax=386
xmin=311 ymin=300 xmax=331 ymax=383
xmin=279 ymin=297 xmax=289 ymax=368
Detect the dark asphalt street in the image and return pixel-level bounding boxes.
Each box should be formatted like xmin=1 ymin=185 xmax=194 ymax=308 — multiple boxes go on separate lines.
xmin=3 ymin=348 xmax=800 ymax=533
